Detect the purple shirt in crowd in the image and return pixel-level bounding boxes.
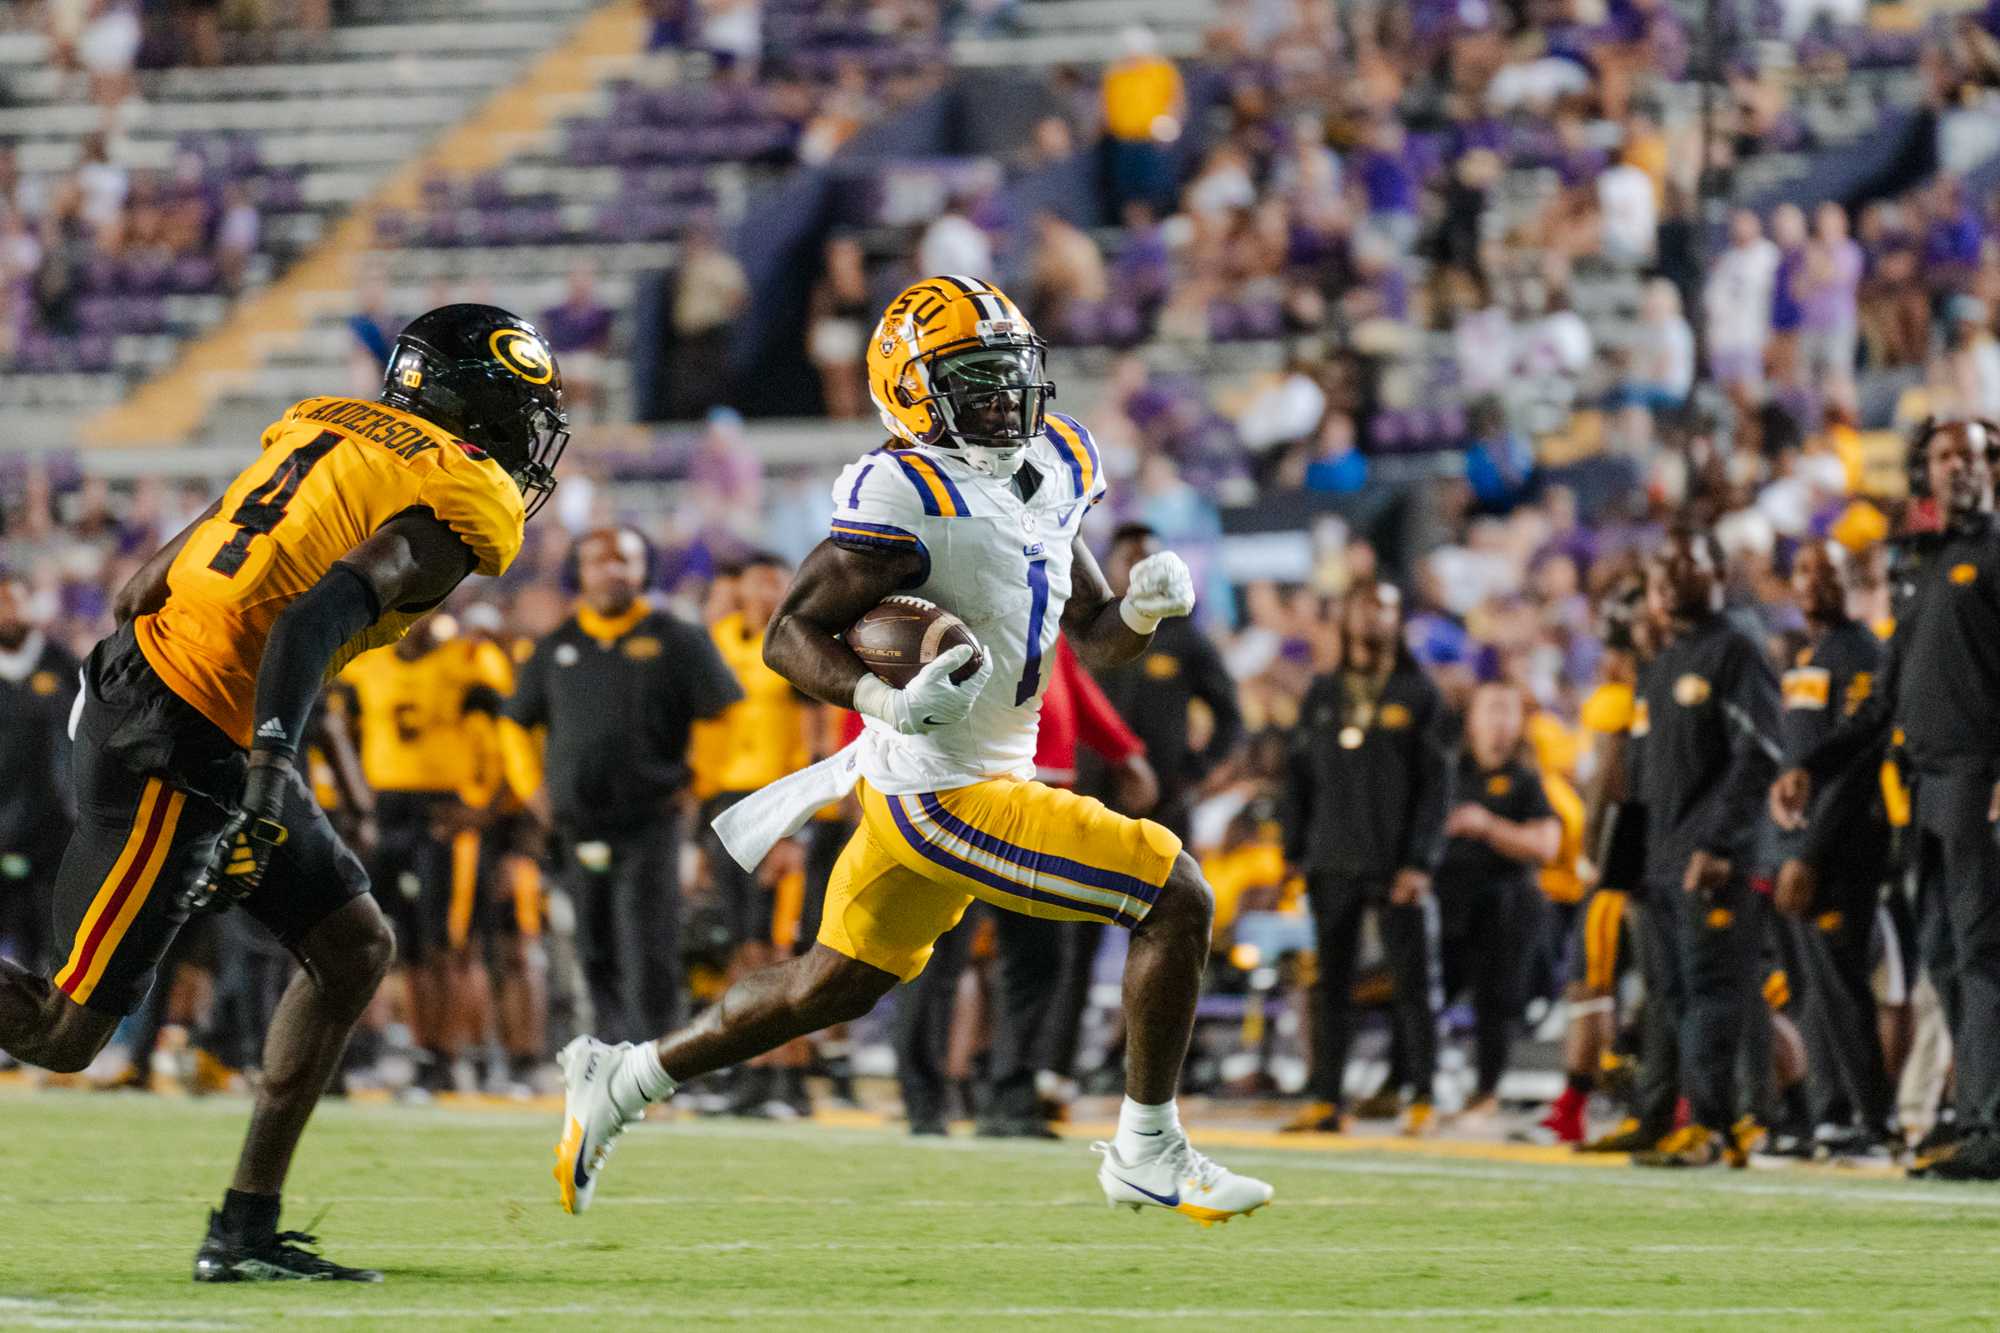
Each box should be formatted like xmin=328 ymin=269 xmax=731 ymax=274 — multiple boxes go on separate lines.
xmin=541 ymin=299 xmax=614 ymax=352
xmin=1799 ymin=237 xmax=1861 ymax=332
xmin=1770 ymin=247 xmax=1805 ymax=333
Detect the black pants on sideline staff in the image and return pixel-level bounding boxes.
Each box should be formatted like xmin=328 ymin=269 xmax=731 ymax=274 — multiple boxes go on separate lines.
xmin=562 ymin=812 xmax=684 ymax=1043
xmin=1438 ymin=882 xmax=1537 ymax=1097
xmin=893 ymin=905 xmax=1064 ymax=1128
xmin=1914 ymin=764 xmax=2000 ymax=1130
xmin=792 ymin=816 xmax=850 ymax=957
xmin=1305 ymin=873 xmax=1439 ymax=1107
xmin=1633 ymin=878 xmax=1760 ymax=1135
xmin=893 ymin=911 xmax=976 ymax=1129
xmin=1785 ymin=876 xmax=1895 ymax=1134
xmin=1040 ymin=920 xmax=1107 ymax=1081
xmin=0 ymin=824 xmax=66 ymax=973
xmin=700 ymin=792 xmax=770 ymax=950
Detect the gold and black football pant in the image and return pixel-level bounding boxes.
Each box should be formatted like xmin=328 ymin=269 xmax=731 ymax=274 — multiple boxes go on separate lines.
xmin=50 ymin=624 xmax=368 ymax=1015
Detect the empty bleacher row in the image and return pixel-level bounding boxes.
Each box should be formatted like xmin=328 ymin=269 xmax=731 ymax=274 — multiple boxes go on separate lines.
xmin=0 ymin=0 xmax=605 ymax=447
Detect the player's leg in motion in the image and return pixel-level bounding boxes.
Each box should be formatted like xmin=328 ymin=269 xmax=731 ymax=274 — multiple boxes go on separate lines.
xmin=0 ymin=956 xmax=118 ymax=1072
xmin=194 ymin=774 xmax=395 ymax=1284
xmin=223 ymin=897 xmax=394 ymax=1196
xmin=554 ymin=779 xmax=1270 ymax=1224
xmin=1091 ymin=852 xmax=1274 ymax=1225
xmin=553 ymin=942 xmax=896 ymax=1211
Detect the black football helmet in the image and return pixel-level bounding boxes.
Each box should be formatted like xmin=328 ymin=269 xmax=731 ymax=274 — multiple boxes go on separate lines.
xmin=380 ymin=303 xmax=568 ymax=518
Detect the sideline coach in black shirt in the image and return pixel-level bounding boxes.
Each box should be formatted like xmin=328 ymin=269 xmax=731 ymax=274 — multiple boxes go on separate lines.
xmin=1436 ymin=682 xmax=1560 ymax=1113
xmin=0 ymin=572 xmax=79 ymax=973
xmin=1768 ymin=541 xmax=1896 ymax=1149
xmin=1283 ymin=582 xmax=1451 ymax=1132
xmin=1628 ymin=529 xmax=1780 ymax=1167
xmin=507 ymin=528 xmax=741 ymax=1041
xmin=1777 ymin=420 xmax=2000 ymax=1177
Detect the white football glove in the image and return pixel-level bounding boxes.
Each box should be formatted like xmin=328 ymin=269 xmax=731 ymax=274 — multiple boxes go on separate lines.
xmin=1119 ymin=551 xmax=1197 ymax=634
xmin=852 ymin=642 xmax=994 ymax=736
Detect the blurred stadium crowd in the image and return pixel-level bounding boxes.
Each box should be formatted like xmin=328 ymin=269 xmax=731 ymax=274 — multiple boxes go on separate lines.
xmin=6 ymin=0 xmax=2000 ymax=1171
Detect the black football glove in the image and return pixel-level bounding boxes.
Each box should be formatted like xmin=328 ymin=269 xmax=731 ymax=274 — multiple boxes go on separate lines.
xmin=184 ymin=759 xmax=292 ymax=914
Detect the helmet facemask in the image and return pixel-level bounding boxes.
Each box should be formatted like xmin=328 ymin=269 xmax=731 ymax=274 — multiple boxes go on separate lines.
xmin=514 ymin=401 xmax=569 ymax=520
xmin=917 ymin=341 xmax=1053 ymax=478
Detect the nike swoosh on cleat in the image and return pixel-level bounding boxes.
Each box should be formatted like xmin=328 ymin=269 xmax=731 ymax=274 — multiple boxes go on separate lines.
xmin=1113 ymin=1176 xmax=1179 ymax=1207
xmin=1134 ymin=1129 xmax=1163 ymax=1136
xmin=922 ymin=716 xmax=945 ymax=727
xmin=559 ymin=1117 xmax=591 ymax=1190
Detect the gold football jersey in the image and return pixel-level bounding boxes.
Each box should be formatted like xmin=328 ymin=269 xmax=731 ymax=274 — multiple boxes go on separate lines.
xmin=135 ymin=396 xmax=525 ymax=746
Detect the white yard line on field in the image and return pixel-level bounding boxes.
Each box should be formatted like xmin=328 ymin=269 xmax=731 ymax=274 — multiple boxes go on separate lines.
xmin=0 ymin=1300 xmax=227 ymax=1331
xmin=91 ymin=1237 xmax=1996 ymax=1259
xmin=6 ymin=1302 xmax=1842 ymax=1324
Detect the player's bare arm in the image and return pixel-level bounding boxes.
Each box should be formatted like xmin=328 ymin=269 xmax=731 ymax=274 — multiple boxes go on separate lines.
xmin=764 ymin=538 xmax=986 ymax=735
xmin=1062 ymin=533 xmax=1197 ymax=671
xmin=113 ymin=497 xmax=223 ymax=625
xmin=1061 ymin=533 xmax=1152 ymax=669
xmin=762 ymin=538 xmax=925 ymax=708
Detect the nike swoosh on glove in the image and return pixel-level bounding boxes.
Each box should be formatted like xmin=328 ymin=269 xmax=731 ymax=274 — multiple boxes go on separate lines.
xmin=854 ymin=641 xmax=994 ymax=736
xmin=1119 ymin=551 xmax=1197 ymax=633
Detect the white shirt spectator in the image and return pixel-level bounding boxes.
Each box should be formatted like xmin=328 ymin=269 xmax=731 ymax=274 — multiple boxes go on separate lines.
xmin=0 ymin=212 xmax=41 ymax=281
xmin=1631 ymin=281 xmax=1696 ymax=397
xmin=698 ymin=0 xmax=762 ymax=65
xmin=75 ymin=159 xmax=128 ymax=231
xmin=218 ymin=200 xmax=260 ymax=257
xmin=78 ymin=2 xmax=141 ymax=77
xmin=1518 ymin=309 xmax=1593 ymax=381
xmin=1186 ymin=153 xmax=1256 ymax=219
xmin=1705 ymin=236 xmax=1779 ymax=360
xmin=1455 ymin=305 xmax=1516 ymax=397
xmin=918 ymin=212 xmax=993 ymax=280
xmin=1235 ymin=369 xmax=1326 ymax=454
xmin=1596 ymin=163 xmax=1656 ymax=265
xmin=1486 ymin=57 xmax=1592 ymax=113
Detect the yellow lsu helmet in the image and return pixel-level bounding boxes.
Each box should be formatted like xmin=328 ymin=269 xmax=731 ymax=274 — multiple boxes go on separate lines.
xmin=867 ymin=275 xmax=1054 ymax=478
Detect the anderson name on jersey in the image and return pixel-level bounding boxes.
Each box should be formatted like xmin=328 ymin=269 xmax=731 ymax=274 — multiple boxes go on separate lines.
xmin=134 ymin=395 xmax=526 ymax=748
xmin=829 ymin=412 xmax=1105 ymax=795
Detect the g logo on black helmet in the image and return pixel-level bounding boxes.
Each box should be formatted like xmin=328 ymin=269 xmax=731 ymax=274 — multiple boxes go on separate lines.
xmin=490 ymin=328 xmax=555 ymax=385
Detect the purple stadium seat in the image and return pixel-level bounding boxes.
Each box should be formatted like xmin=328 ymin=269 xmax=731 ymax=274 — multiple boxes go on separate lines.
xmin=1103 ymin=300 xmax=1145 ymax=346
xmin=169 ymin=256 xmax=218 ymax=293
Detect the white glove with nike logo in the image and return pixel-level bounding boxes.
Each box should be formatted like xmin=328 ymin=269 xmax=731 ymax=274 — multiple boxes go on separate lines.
xmin=852 ymin=642 xmax=994 ymax=736
xmin=1119 ymin=551 xmax=1197 ymax=634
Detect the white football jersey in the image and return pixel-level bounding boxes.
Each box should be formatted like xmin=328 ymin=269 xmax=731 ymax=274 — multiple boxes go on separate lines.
xmin=829 ymin=413 xmax=1107 ymax=795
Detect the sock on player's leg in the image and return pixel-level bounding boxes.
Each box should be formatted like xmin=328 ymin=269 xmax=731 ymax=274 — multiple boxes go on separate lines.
xmin=218 ymin=1188 xmax=281 ymax=1242
xmin=1114 ymin=1096 xmax=1180 ymax=1161
xmin=609 ymin=1041 xmax=676 ymax=1117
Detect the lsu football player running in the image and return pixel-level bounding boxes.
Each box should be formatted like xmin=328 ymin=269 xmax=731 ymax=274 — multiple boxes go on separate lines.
xmin=554 ymin=276 xmax=1273 ymax=1224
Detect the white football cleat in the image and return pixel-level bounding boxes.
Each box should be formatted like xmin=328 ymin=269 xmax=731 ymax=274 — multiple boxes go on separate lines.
xmin=1094 ymin=1133 xmax=1274 ymax=1227
xmin=553 ymin=1037 xmax=643 ymax=1215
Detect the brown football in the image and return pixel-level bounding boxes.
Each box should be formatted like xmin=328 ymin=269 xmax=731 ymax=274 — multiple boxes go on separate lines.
xmin=846 ymin=595 xmax=983 ymax=688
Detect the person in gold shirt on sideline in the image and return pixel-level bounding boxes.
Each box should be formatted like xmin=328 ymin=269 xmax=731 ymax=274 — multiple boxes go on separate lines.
xmin=450 ymin=602 xmax=552 ymax=1096
xmin=0 ymin=304 xmax=566 ymax=1281
xmin=338 ymin=611 xmax=513 ymax=1098
xmin=689 ymin=551 xmax=819 ymax=1116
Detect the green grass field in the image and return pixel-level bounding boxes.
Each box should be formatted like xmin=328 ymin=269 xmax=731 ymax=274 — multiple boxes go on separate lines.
xmin=5 ymin=1090 xmax=2000 ymax=1330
